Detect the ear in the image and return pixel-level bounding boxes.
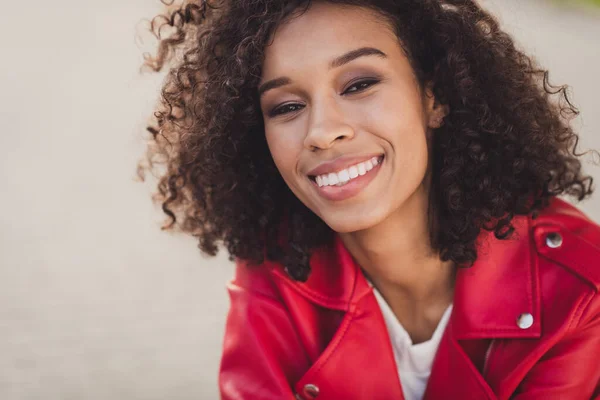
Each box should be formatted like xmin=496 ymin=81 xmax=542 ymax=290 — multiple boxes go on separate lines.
xmin=424 ymin=82 xmax=449 ymax=129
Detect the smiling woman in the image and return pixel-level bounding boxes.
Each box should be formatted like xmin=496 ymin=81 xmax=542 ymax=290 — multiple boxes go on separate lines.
xmin=259 ymin=5 xmax=446 ymax=236
xmin=138 ymin=0 xmax=600 ymax=399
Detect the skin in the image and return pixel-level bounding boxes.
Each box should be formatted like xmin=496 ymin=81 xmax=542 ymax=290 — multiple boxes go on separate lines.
xmin=259 ymin=2 xmax=455 ymax=344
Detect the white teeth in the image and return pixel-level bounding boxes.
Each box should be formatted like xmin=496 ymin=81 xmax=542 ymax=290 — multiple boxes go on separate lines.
xmin=328 ymin=172 xmax=339 ymax=185
xmin=338 ymin=169 xmax=350 ymax=183
xmin=313 ymin=156 xmax=383 ymax=188
xmin=357 ymin=163 xmax=366 ymax=176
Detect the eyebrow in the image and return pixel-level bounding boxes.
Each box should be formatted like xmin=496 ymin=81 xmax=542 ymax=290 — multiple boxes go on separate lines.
xmin=257 ymin=46 xmax=387 ymax=98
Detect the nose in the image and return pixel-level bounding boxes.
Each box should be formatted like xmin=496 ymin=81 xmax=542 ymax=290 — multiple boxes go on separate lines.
xmin=304 ymin=99 xmax=355 ymax=151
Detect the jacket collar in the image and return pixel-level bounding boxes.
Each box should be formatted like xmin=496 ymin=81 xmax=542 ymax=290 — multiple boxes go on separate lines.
xmin=274 ymin=211 xmax=542 ymax=340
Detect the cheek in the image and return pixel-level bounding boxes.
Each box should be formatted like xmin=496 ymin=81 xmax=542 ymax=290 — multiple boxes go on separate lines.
xmin=366 ymin=92 xmax=430 ymax=179
xmin=393 ymin=123 xmax=429 ymax=177
xmin=265 ymin=129 xmax=301 ymax=179
xmin=360 ymin=84 xmax=425 ymax=133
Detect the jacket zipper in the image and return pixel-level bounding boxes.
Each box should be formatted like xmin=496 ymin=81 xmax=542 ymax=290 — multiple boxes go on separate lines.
xmin=482 ymin=339 xmax=495 ymax=378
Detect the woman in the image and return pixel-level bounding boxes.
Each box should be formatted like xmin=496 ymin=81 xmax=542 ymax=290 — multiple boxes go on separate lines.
xmin=138 ymin=0 xmax=600 ymax=398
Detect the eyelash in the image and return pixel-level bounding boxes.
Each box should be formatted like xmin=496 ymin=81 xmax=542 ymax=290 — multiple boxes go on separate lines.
xmin=268 ymin=78 xmax=380 ymax=117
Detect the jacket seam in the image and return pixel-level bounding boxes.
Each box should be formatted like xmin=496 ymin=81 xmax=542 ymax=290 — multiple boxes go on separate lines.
xmin=271 ymin=270 xmax=351 ymax=310
xmin=228 ymin=280 xmax=283 ymax=303
xmin=538 ymin=252 xmax=599 ymax=293
xmin=302 ymin=308 xmax=356 ymax=378
xmin=275 ymin=287 xmax=315 ymax=376
xmin=571 ymin=290 xmax=596 ymax=331
xmin=534 ymin=222 xmax=600 ymax=291
xmin=452 ymin=335 xmax=496 ymax=399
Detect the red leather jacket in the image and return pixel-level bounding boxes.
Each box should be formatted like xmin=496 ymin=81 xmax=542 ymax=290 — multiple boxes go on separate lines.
xmin=219 ymin=198 xmax=600 ymax=399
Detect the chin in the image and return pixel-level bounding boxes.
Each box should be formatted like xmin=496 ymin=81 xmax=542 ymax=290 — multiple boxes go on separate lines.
xmin=320 ymin=206 xmax=390 ymax=234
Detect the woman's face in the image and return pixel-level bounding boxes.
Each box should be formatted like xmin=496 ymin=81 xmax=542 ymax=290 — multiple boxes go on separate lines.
xmin=259 ymin=2 xmax=445 ymax=233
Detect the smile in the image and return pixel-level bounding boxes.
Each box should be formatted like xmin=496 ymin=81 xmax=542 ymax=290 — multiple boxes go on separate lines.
xmin=313 ymin=156 xmax=382 ymax=187
xmin=308 ymin=155 xmax=384 ymax=201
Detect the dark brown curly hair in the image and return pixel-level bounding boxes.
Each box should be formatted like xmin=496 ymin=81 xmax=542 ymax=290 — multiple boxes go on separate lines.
xmin=137 ymin=0 xmax=596 ymax=282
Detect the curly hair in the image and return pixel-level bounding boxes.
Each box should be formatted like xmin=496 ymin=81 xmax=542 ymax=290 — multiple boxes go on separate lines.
xmin=137 ymin=0 xmax=596 ymax=282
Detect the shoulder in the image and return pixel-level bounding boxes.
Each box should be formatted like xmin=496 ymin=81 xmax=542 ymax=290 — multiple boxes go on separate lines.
xmin=229 ymin=257 xmax=288 ymax=300
xmin=228 ymin=236 xmax=362 ymax=311
xmin=530 ymin=197 xmax=600 ymax=291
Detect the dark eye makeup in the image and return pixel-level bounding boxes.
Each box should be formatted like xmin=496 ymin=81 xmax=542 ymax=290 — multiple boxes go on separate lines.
xmin=267 ymin=78 xmax=380 ymax=118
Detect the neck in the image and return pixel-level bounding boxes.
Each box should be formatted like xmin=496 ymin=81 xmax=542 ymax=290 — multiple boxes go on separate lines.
xmin=338 ymin=183 xmax=455 ymax=305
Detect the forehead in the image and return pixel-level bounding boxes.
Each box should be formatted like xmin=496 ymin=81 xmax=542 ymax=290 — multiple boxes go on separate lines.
xmin=261 ymin=2 xmax=399 ymax=77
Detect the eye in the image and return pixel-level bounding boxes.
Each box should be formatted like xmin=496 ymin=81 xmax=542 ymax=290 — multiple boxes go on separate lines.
xmin=343 ymin=78 xmax=380 ymax=95
xmin=268 ymin=102 xmax=305 ymax=118
xmin=266 ymin=78 xmax=380 ymax=118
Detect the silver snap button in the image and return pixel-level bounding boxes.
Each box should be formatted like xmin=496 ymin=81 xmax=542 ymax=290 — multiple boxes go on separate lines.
xmin=303 ymin=384 xmax=320 ymax=399
xmin=545 ymin=232 xmax=563 ymax=249
xmin=517 ymin=313 xmax=534 ymax=329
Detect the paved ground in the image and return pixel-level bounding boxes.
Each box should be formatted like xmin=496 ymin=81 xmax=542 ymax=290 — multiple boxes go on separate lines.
xmin=0 ymin=0 xmax=598 ymax=399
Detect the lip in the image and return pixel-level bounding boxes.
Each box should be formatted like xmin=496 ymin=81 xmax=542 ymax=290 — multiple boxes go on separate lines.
xmin=306 ymin=153 xmax=384 ymax=177
xmin=310 ymin=155 xmax=384 ymax=202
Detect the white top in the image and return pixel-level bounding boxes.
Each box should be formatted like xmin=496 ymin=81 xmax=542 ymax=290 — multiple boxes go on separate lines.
xmin=371 ymin=286 xmax=453 ymax=400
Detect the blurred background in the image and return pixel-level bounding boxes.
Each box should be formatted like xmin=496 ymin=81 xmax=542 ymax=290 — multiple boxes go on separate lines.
xmin=0 ymin=0 xmax=598 ymax=399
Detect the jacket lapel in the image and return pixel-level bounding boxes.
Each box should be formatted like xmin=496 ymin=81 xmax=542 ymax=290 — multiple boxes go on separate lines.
xmin=427 ymin=215 xmax=542 ymax=398
xmin=288 ymin=213 xmax=542 ymax=399
xmin=451 ymin=216 xmax=541 ymax=341
xmin=287 ymin=237 xmax=404 ymax=398
xmin=423 ymin=324 xmax=497 ymax=399
xmin=294 ymin=287 xmax=405 ymax=399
